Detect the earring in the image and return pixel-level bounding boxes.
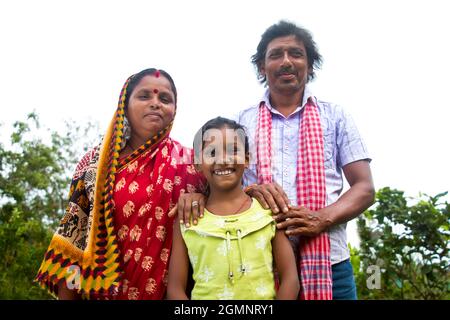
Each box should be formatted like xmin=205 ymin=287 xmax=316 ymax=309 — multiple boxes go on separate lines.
xmin=120 ymin=116 xmax=131 ymax=150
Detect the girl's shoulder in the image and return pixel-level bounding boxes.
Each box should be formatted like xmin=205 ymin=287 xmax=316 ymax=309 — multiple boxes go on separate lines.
xmin=182 ymin=198 xmax=274 ymax=239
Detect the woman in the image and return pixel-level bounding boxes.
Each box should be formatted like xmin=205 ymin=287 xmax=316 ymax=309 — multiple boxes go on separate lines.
xmin=36 ymin=68 xmax=205 ymax=299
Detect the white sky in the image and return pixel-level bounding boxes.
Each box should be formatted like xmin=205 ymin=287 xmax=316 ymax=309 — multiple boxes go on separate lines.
xmin=1 ymin=0 xmax=449 ymax=246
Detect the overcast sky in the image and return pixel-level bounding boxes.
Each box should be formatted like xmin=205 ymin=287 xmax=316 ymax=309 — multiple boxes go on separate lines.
xmin=1 ymin=0 xmax=449 ymax=246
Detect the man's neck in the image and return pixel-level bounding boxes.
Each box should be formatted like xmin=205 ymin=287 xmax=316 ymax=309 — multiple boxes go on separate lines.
xmin=269 ymin=89 xmax=304 ymax=117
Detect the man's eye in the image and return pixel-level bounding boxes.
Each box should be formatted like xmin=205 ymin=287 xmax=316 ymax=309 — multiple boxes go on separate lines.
xmin=269 ymin=53 xmax=281 ymax=59
xmin=290 ymin=51 xmax=304 ymax=58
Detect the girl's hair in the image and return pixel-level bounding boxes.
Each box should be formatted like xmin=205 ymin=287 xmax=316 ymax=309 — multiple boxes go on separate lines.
xmin=193 ymin=116 xmax=249 ymax=161
xmin=124 ymin=68 xmax=177 ymax=108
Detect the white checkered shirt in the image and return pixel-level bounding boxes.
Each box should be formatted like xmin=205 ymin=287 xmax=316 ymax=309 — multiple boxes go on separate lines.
xmin=229 ymin=87 xmax=371 ymax=265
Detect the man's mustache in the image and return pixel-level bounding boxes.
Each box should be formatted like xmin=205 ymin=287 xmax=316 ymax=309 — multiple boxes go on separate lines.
xmin=275 ymin=67 xmax=297 ymax=76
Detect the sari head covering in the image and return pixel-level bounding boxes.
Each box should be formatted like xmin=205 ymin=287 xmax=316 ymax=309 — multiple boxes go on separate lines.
xmin=36 ymin=68 xmax=203 ymax=299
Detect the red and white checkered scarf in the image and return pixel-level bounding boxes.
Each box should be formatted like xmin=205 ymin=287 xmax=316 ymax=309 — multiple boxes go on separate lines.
xmin=256 ymin=97 xmax=332 ymax=300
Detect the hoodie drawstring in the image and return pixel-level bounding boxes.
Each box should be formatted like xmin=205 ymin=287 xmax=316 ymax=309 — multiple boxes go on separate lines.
xmin=236 ymin=229 xmax=246 ymax=274
xmin=226 ymin=231 xmax=234 ymax=283
xmin=226 ymin=229 xmax=246 ymax=284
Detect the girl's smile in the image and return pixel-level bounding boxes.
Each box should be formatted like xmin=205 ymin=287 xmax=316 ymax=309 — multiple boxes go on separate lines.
xmin=198 ymin=127 xmax=248 ymax=194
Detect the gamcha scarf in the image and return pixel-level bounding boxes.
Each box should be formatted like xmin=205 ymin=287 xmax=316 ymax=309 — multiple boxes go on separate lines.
xmin=256 ymin=97 xmax=333 ymax=300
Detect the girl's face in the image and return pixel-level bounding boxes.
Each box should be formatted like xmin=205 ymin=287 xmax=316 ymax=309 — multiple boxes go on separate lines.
xmin=126 ymin=74 xmax=176 ymax=143
xmin=197 ymin=127 xmax=248 ymax=194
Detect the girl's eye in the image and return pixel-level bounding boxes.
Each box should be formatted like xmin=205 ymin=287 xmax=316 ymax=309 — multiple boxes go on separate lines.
xmin=203 ymin=147 xmax=215 ymax=158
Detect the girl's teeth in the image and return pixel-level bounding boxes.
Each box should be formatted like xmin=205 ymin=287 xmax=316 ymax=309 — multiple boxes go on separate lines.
xmin=215 ymin=169 xmax=233 ymax=175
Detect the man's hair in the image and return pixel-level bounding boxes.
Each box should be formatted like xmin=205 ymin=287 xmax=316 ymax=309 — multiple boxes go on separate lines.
xmin=124 ymin=68 xmax=177 ymax=108
xmin=251 ymin=20 xmax=323 ymax=84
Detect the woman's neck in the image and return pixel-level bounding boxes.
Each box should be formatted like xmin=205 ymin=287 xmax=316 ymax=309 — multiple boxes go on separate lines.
xmin=206 ymin=187 xmax=251 ymax=216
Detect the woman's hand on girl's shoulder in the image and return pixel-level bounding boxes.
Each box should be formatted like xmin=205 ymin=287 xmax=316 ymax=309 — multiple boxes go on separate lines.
xmin=168 ymin=193 xmax=206 ymax=227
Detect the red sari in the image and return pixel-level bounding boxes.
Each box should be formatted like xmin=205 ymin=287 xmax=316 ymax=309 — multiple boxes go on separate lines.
xmin=111 ymin=138 xmax=203 ymax=299
xmin=36 ymin=73 xmax=204 ymax=299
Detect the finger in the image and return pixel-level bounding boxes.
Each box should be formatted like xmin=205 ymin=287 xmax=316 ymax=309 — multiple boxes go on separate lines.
xmin=259 ymin=187 xmax=280 ymax=213
xmin=252 ymin=190 xmax=270 ymax=210
xmin=285 ymin=227 xmax=314 ymax=237
xmin=273 ymin=183 xmax=291 ymax=212
xmin=273 ymin=213 xmax=287 ymax=223
xmin=168 ymin=204 xmax=178 ymax=218
xmin=276 ymin=217 xmax=305 ymax=230
xmin=183 ymin=198 xmax=192 ymax=228
xmin=274 ymin=209 xmax=304 ymax=221
xmin=177 ymin=197 xmax=185 ymax=224
xmin=192 ymin=198 xmax=200 ymax=225
xmin=198 ymin=196 xmax=206 ymax=218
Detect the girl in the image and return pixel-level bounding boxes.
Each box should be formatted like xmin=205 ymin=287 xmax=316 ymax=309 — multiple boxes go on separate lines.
xmin=167 ymin=117 xmax=299 ymax=300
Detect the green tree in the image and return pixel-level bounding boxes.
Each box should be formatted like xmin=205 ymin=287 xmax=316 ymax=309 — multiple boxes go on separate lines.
xmin=0 ymin=112 xmax=99 ymax=299
xmin=354 ymin=187 xmax=449 ymax=299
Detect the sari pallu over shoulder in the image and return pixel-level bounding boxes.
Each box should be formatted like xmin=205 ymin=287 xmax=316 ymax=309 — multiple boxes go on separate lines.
xmin=36 ymin=120 xmax=202 ymax=298
xmin=35 ymin=105 xmax=135 ymax=297
xmin=35 ymin=70 xmax=204 ymax=298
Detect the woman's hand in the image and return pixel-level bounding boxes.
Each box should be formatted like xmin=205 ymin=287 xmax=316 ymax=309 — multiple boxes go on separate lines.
xmin=246 ymin=182 xmax=290 ymax=214
xmin=168 ymin=193 xmax=206 ymax=227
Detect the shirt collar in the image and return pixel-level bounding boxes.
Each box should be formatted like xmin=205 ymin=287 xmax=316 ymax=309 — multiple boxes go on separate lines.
xmin=260 ymin=85 xmax=317 ymax=117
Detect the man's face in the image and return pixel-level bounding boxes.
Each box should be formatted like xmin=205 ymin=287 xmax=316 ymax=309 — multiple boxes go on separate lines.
xmin=260 ymin=35 xmax=311 ymax=95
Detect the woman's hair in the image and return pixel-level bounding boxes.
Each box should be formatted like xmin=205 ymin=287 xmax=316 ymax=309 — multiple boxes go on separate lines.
xmin=124 ymin=68 xmax=177 ymax=108
xmin=251 ymin=20 xmax=323 ymax=84
xmin=193 ymin=117 xmax=249 ymax=161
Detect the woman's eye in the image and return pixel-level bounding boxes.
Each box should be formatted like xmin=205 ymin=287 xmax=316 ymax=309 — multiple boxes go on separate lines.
xmin=160 ymin=96 xmax=172 ymax=104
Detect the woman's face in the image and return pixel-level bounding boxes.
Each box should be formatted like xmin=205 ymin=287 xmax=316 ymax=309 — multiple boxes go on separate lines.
xmin=126 ymin=74 xmax=176 ymax=143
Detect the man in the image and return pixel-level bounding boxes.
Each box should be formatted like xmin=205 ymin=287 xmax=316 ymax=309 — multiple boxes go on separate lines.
xmin=172 ymin=20 xmax=374 ymax=300
xmin=233 ymin=20 xmax=375 ymax=299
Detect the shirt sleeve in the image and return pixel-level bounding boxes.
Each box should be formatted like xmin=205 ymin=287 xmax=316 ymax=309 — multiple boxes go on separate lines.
xmin=335 ymin=106 xmax=371 ymax=168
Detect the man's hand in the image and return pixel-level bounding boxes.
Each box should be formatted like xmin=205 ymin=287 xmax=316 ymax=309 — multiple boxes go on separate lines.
xmin=246 ymin=182 xmax=290 ymax=214
xmin=168 ymin=193 xmax=206 ymax=227
xmin=274 ymin=206 xmax=333 ymax=237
